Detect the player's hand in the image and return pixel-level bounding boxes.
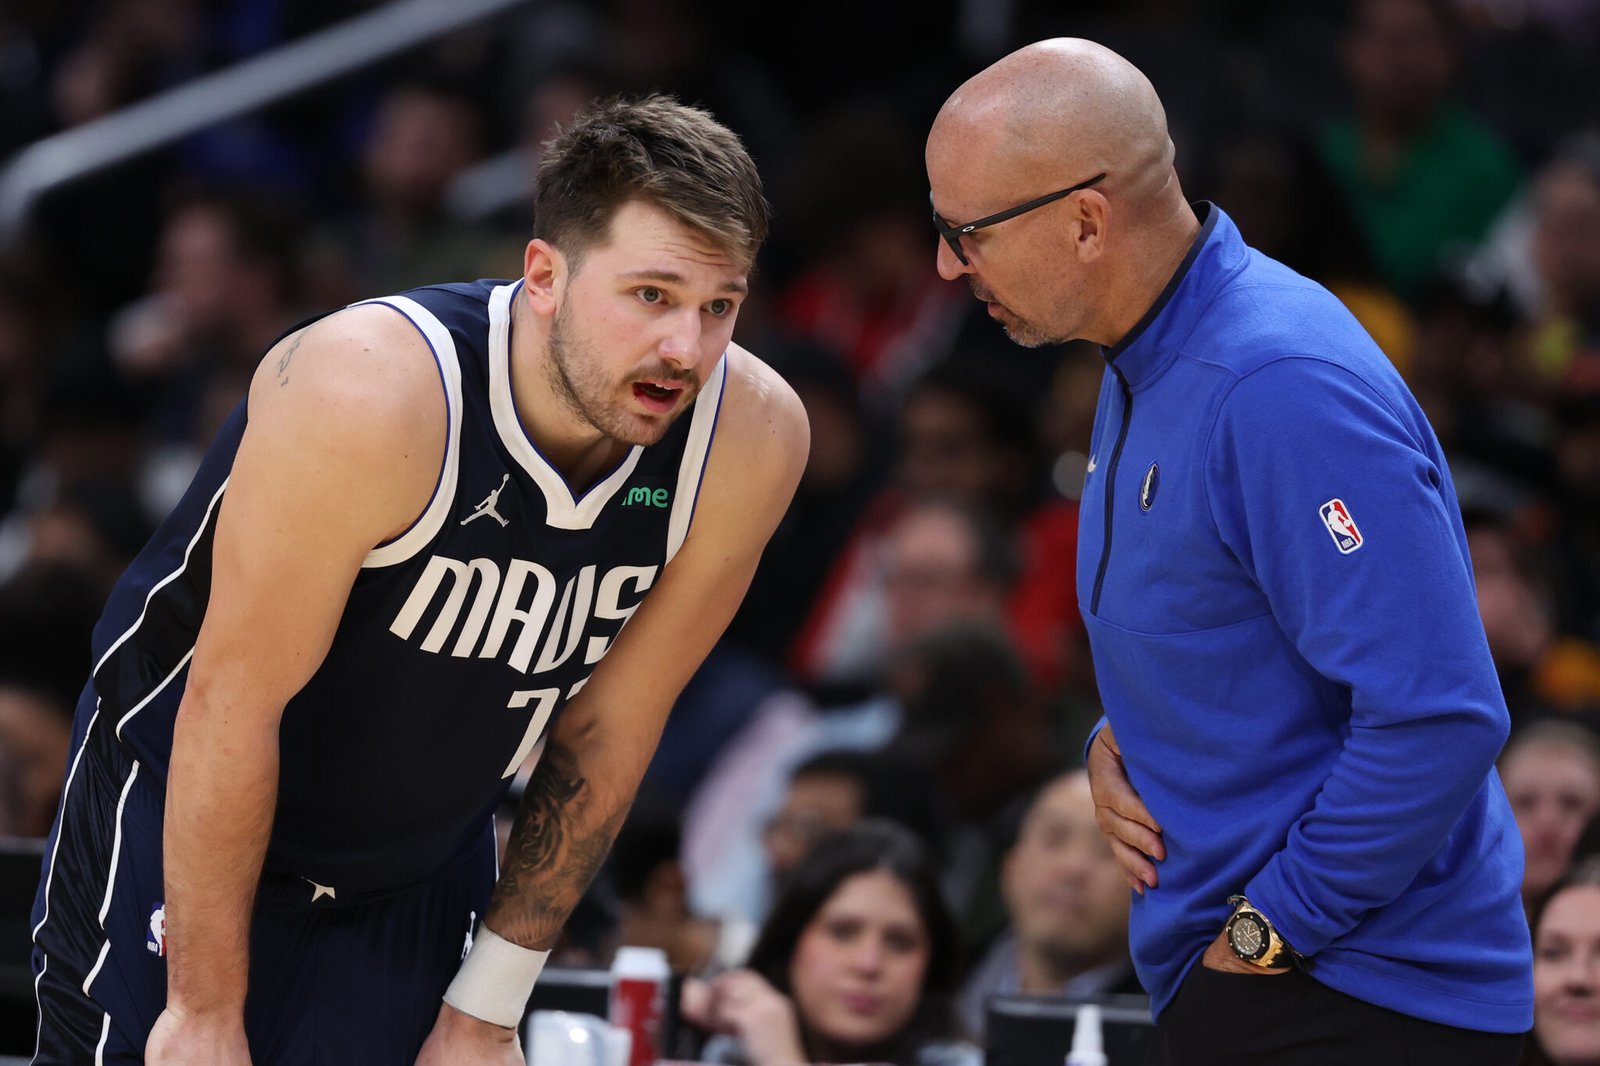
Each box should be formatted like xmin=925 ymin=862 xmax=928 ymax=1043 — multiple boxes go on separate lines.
xmin=145 ymin=1006 xmax=253 ymax=1065
xmin=1087 ymin=723 xmax=1165 ymax=893
xmin=1200 ymin=925 xmax=1291 ymax=975
xmin=681 ymin=969 xmax=806 ymax=1065
xmin=413 ymin=1002 xmax=523 ymax=1066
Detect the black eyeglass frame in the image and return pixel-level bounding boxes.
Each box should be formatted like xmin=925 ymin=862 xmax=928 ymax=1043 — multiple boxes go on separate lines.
xmin=931 ymin=172 xmax=1108 ymax=265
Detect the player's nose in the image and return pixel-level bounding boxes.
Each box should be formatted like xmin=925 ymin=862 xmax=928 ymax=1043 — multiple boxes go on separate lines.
xmin=657 ymin=308 xmax=701 ymax=366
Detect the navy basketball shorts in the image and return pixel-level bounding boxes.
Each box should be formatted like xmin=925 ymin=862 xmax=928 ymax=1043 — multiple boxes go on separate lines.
xmin=30 ymin=691 xmax=497 ymax=1065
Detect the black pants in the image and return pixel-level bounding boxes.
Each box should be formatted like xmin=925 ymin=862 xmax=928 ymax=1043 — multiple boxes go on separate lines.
xmin=1150 ymin=964 xmax=1524 ymax=1066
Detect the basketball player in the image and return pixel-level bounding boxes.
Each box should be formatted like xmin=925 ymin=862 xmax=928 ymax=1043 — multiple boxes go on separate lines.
xmin=30 ymin=95 xmax=808 ymax=1066
xmin=927 ymin=39 xmax=1528 ymax=1066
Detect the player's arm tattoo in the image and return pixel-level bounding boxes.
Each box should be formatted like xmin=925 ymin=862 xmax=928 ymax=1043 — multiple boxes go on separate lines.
xmin=485 ymin=736 xmax=629 ymax=949
xmin=274 ymin=332 xmax=304 ymax=386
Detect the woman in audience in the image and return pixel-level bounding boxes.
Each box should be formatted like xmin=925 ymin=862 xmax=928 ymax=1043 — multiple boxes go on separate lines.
xmin=682 ymin=820 xmax=978 ymax=1065
xmin=1526 ymin=856 xmax=1600 ymax=1065
xmin=1502 ymin=722 xmax=1600 ymax=909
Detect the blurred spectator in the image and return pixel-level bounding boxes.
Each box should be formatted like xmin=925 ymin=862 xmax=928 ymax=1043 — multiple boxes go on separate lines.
xmin=0 ymin=371 xmax=153 ymax=591
xmin=1501 ymin=721 xmax=1600 ymax=908
xmin=725 ymin=339 xmax=889 ymax=663
xmin=1546 ymin=396 xmax=1600 ymax=646
xmin=0 ymin=258 xmax=65 ymax=516
xmin=1523 ymin=855 xmax=1600 ymax=1066
xmin=791 ymin=358 xmax=1047 ymax=688
xmin=1467 ymin=510 xmax=1600 ymax=721
xmin=763 ymin=750 xmax=944 ymax=893
xmin=683 ymin=620 xmax=1033 ymax=930
xmin=605 ymin=794 xmax=723 ymax=975
xmin=1410 ymin=271 xmax=1552 ymax=506
xmin=884 ymin=623 xmax=1056 ymax=947
xmin=681 ymin=820 xmax=979 ymax=1065
xmin=644 ymin=644 xmax=791 ymax=808
xmin=49 ymin=0 xmax=205 ymax=128
xmin=773 ymin=105 xmax=966 ymax=397
xmin=957 ymin=770 xmax=1142 ymax=1042
xmin=1320 ymin=0 xmax=1522 ymax=303
xmin=109 ymin=188 xmax=307 ymax=446
xmin=792 ymin=497 xmax=1015 ymax=693
xmin=0 ymin=564 xmax=100 ymax=837
xmin=314 ymin=76 xmax=517 ymax=302
xmin=1528 ymin=137 xmax=1600 ymax=396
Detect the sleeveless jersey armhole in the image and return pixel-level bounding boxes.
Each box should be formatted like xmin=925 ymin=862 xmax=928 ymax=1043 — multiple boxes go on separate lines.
xmin=354 ymin=296 xmax=465 ymax=569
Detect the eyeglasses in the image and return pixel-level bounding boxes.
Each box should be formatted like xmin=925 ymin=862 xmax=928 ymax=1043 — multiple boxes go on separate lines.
xmin=931 ymin=172 xmax=1107 ymax=266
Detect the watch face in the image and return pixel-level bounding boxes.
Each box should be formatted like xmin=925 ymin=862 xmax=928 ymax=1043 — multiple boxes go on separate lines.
xmin=1229 ymin=914 xmax=1266 ymax=959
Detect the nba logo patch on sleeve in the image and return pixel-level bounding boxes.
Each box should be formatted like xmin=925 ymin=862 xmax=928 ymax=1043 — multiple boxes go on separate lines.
xmin=1319 ymin=498 xmax=1363 ymax=554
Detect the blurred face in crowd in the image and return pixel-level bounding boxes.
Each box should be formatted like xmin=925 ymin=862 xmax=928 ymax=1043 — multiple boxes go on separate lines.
xmin=789 ymin=869 xmax=929 ymax=1052
xmin=1533 ymin=162 xmax=1600 ymax=316
xmin=532 ymin=200 xmax=747 ymax=448
xmin=1344 ymin=0 xmax=1455 ymax=132
xmin=365 ymin=87 xmax=481 ymax=215
xmin=0 ymin=687 xmax=72 ymax=837
xmin=881 ymin=505 xmax=1004 ymax=645
xmin=765 ymin=772 xmax=864 ymax=880
xmin=1535 ymin=883 xmax=1600 ymax=1065
xmin=1002 ymin=772 xmax=1130 ymax=977
xmin=1468 ymin=525 xmax=1554 ymax=671
xmin=897 ymin=387 xmax=998 ymax=505
xmin=154 ymin=204 xmax=245 ymax=334
xmin=1504 ymin=741 xmax=1600 ymax=901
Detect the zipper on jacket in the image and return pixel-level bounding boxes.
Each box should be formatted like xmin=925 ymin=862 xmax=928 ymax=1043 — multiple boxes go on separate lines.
xmin=1090 ymin=368 xmax=1133 ymax=616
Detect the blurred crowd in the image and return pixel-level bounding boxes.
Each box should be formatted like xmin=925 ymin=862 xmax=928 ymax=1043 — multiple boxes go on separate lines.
xmin=3 ymin=0 xmax=1600 ymax=1059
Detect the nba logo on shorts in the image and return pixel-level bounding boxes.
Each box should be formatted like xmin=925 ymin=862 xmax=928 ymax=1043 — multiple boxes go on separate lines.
xmin=1319 ymin=498 xmax=1363 ymax=554
xmin=146 ymin=903 xmax=166 ymax=956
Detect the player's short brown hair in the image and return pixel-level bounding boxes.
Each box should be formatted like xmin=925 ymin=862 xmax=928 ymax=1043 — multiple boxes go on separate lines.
xmin=534 ymin=94 xmax=769 ymax=270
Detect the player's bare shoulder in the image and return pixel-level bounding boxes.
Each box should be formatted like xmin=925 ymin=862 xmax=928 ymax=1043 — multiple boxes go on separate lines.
xmin=241 ymin=302 xmax=450 ymax=545
xmin=708 ymin=342 xmax=810 ymax=494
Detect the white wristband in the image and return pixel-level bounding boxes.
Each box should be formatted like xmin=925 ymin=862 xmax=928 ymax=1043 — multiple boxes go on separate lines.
xmin=443 ymin=926 xmax=550 ymax=1028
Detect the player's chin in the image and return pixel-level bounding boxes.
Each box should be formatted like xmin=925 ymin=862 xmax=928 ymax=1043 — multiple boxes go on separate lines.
xmin=612 ymin=412 xmax=678 ymax=448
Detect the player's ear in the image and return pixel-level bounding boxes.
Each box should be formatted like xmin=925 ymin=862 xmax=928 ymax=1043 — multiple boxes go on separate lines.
xmin=523 ymin=239 xmax=565 ymax=317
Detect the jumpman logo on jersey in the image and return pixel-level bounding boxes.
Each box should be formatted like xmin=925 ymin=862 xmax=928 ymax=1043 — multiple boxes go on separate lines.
xmin=461 ymin=474 xmax=511 ymax=528
xmin=303 ymin=878 xmax=337 ymax=903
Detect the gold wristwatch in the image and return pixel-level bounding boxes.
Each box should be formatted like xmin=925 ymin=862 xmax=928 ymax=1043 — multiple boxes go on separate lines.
xmin=1224 ymin=895 xmax=1309 ymax=970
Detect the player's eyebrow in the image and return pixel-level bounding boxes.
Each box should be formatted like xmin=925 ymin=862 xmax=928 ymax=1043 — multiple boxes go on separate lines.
xmin=619 ymin=269 xmax=748 ymax=296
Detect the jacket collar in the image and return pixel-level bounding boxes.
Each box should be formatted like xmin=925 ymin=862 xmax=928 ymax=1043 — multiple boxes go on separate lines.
xmin=1102 ymin=202 xmax=1243 ymax=389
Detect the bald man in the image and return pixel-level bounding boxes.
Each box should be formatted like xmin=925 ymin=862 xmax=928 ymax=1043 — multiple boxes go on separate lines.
xmin=928 ymin=39 xmax=1529 ymax=1066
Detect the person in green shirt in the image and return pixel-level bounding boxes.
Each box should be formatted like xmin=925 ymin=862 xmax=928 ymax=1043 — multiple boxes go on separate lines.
xmin=1319 ymin=0 xmax=1522 ymax=304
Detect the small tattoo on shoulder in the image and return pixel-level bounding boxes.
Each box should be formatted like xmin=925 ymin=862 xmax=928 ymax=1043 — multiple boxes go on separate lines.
xmin=276 ymin=333 xmax=305 ymax=386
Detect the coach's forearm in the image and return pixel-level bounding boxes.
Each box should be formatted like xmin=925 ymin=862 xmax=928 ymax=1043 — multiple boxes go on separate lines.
xmin=163 ymin=681 xmax=281 ymax=1017
xmin=484 ymin=714 xmax=643 ymax=949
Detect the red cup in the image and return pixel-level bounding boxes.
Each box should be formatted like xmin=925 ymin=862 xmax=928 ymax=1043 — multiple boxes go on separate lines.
xmin=610 ymin=946 xmax=669 ymax=1066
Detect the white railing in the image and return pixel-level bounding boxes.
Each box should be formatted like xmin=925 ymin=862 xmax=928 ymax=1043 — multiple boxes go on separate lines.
xmin=0 ymin=0 xmax=534 ymax=244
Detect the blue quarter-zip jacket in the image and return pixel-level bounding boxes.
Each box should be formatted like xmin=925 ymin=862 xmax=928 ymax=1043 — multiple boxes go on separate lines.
xmin=1079 ymin=205 xmax=1531 ymax=1030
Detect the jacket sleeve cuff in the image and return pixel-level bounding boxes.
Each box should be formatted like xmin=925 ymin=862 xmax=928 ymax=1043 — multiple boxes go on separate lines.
xmin=1082 ymin=715 xmax=1109 ymax=766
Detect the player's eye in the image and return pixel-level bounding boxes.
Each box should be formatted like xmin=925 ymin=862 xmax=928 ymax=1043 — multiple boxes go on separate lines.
xmin=637 ymin=287 xmax=664 ymax=304
xmin=706 ymin=298 xmax=734 ymax=317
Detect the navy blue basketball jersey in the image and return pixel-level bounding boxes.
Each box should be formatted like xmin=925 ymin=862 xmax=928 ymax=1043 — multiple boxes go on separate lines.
xmin=88 ymin=279 xmax=725 ymax=894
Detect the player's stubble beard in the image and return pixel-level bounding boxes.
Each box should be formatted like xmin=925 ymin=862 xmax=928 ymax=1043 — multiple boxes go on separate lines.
xmin=545 ymin=299 xmax=701 ymax=447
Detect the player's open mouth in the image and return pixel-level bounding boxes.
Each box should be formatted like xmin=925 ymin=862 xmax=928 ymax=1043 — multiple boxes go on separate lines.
xmin=632 ymin=381 xmax=681 ymax=412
